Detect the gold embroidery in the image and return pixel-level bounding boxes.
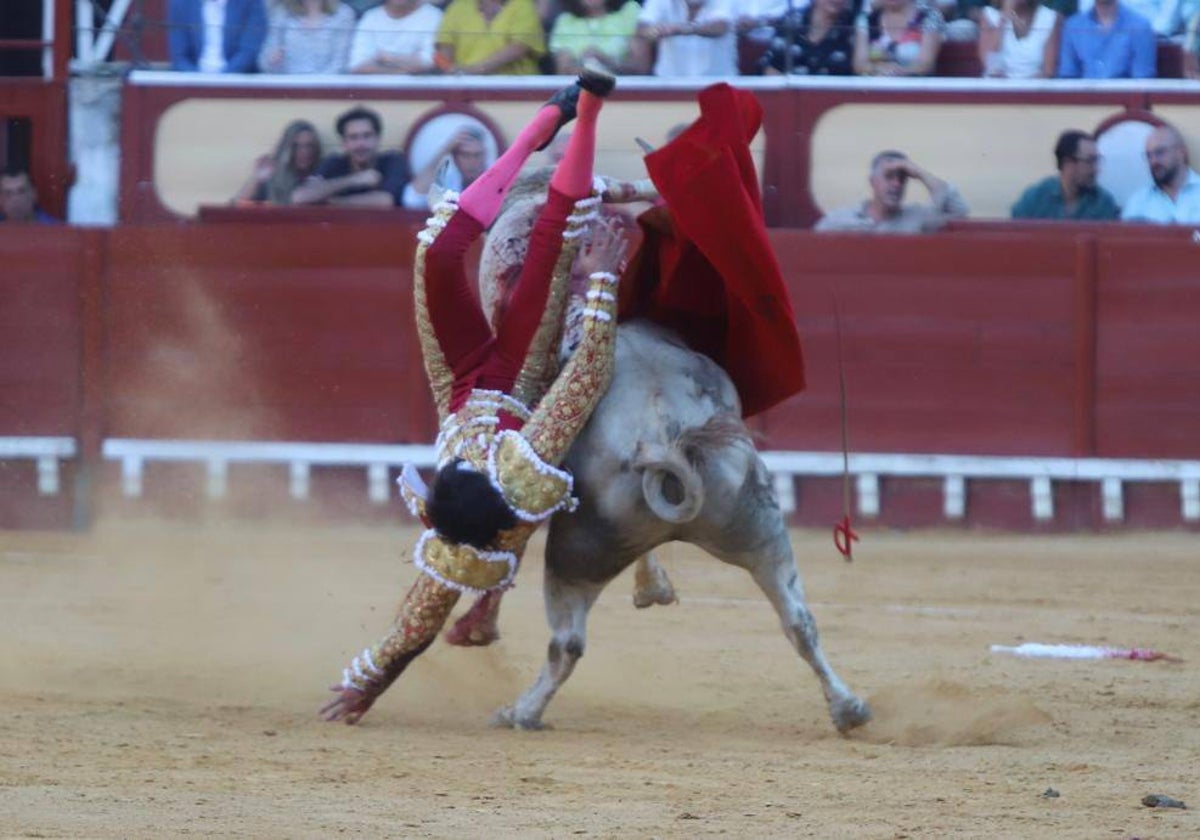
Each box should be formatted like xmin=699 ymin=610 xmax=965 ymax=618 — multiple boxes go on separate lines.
xmin=509 ymin=192 xmax=598 ymax=408
xmin=359 ymin=575 xmax=461 ymax=688
xmin=416 ymin=532 xmax=520 ymax=592
xmin=494 ymin=432 xmax=572 ymax=518
xmin=414 ymin=200 xmax=460 ymax=418
xmin=521 ymin=272 xmax=619 ymax=465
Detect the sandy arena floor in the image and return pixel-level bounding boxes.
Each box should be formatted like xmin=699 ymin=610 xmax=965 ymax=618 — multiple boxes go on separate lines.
xmin=1 ymin=519 xmax=1196 ymax=839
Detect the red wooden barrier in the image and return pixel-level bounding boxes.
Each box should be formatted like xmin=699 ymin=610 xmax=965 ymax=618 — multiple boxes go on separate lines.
xmin=3 ymin=223 xmax=1199 ymax=530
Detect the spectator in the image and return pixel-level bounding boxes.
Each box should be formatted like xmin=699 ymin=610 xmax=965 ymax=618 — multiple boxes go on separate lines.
xmin=853 ymin=0 xmax=946 ymax=77
xmin=1057 ymin=0 xmax=1155 ymax=78
xmin=434 ymin=0 xmax=546 ymax=74
xmin=1100 ymin=0 xmax=1188 ymax=36
xmin=258 ymin=0 xmax=354 ymax=74
xmin=737 ymin=0 xmax=788 ymax=44
xmin=548 ymin=0 xmax=641 ymax=74
xmin=167 ymin=0 xmax=268 ymax=73
xmin=1122 ymin=125 xmax=1200 ymax=223
xmin=815 ymin=150 xmax=969 ymax=232
xmin=1011 ymin=130 xmax=1120 ymax=219
xmin=232 ymin=120 xmax=323 ymax=205
xmin=0 ymin=167 xmax=60 ymax=224
xmin=978 ymin=0 xmax=1062 ymax=78
xmin=631 ymin=0 xmax=738 ymax=76
xmin=940 ymin=0 xmax=987 ymax=40
xmin=348 ymin=0 xmax=444 ymax=73
xmin=757 ymin=0 xmax=858 ymax=76
xmin=402 ymin=126 xmax=490 ymax=209
xmin=1184 ymin=6 xmax=1200 ymax=79
xmin=291 ymin=106 xmax=411 ymax=207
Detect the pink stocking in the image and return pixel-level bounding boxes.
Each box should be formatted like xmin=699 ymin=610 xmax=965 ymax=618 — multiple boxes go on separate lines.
xmin=458 ymin=105 xmax=563 ymax=227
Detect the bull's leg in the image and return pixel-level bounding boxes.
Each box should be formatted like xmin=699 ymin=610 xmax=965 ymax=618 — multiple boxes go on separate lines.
xmin=491 ymin=568 xmax=605 ymax=730
xmin=632 ymin=552 xmax=677 ymax=608
xmin=746 ymin=542 xmax=871 ymax=733
xmin=443 ymin=590 xmax=503 ymax=646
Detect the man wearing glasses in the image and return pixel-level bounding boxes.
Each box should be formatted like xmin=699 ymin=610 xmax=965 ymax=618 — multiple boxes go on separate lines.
xmin=1122 ymin=124 xmax=1200 ymax=224
xmin=1011 ymin=129 xmax=1120 ymax=220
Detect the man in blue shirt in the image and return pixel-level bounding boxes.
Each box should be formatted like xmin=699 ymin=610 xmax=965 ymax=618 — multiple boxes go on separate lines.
xmin=1012 ymin=130 xmax=1120 ymax=220
xmin=1057 ymin=0 xmax=1156 ymax=78
xmin=167 ymin=0 xmax=267 ymax=73
xmin=1122 ymin=124 xmax=1200 ymax=223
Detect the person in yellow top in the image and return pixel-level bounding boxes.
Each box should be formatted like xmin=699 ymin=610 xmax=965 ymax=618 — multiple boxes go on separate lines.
xmin=435 ymin=0 xmax=545 ymax=74
xmin=320 ymin=69 xmax=622 ymax=725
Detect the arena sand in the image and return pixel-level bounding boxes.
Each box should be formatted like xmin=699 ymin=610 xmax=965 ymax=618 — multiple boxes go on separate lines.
xmin=1 ymin=519 xmax=1196 ymax=839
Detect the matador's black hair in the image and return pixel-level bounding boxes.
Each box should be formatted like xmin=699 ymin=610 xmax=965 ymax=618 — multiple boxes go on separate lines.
xmin=427 ymin=459 xmax=519 ymax=550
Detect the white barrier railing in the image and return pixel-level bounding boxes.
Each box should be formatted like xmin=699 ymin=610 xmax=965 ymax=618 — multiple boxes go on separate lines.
xmin=101 ymin=439 xmax=438 ymax=505
xmin=0 ymin=437 xmax=78 ymax=496
xmin=759 ymin=451 xmax=1200 ymax=523
xmin=99 ymin=438 xmax=1200 ymax=524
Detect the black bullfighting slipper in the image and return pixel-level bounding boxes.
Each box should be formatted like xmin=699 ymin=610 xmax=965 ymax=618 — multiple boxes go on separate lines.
xmin=536 ymin=83 xmax=581 ymax=152
xmin=577 ymin=64 xmax=616 ymax=98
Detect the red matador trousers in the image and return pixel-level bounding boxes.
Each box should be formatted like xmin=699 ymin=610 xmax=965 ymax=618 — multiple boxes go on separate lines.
xmin=423 ymin=187 xmax=580 ymax=414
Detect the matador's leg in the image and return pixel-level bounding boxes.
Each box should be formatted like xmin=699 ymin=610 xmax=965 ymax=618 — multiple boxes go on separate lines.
xmin=321 ymin=574 xmax=462 ymax=724
xmin=488 ymin=84 xmax=609 ymax=392
xmin=413 ymin=85 xmax=584 ymax=416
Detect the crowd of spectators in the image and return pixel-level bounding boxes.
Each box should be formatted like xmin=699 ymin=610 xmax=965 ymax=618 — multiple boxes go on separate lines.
xmin=815 ymin=123 xmax=1200 ymax=229
xmin=166 ymin=0 xmax=1200 ymax=79
xmin=165 ymin=0 xmax=1200 ymax=225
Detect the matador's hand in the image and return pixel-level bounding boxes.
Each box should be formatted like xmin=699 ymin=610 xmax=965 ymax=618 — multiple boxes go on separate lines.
xmin=575 ymin=217 xmax=629 ymax=279
xmin=319 ymin=683 xmax=379 ymax=725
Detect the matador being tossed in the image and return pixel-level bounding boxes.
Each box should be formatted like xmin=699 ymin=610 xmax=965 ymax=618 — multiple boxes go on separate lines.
xmin=321 ymin=68 xmax=625 ymax=724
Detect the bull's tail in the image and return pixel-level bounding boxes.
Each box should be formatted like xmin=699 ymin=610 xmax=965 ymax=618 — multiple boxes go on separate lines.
xmin=634 ymin=413 xmax=752 ymax=524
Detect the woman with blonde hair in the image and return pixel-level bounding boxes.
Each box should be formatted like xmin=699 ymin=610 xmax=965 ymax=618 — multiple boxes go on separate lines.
xmin=232 ymin=119 xmax=323 ymax=205
xmin=259 ymin=0 xmax=355 ymax=74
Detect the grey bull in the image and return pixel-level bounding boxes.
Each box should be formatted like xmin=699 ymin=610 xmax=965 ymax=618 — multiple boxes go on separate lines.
xmin=490 ymin=319 xmax=872 ymax=734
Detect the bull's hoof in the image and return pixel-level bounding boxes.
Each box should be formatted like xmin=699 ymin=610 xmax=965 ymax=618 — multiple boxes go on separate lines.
xmin=489 ymin=704 xmax=550 ymax=731
xmin=632 ymin=585 xmax=678 ymax=609
xmin=444 ymin=618 xmax=500 ymax=647
xmin=633 ymin=558 xmax=678 ymax=609
xmin=832 ymin=695 xmax=872 ymax=734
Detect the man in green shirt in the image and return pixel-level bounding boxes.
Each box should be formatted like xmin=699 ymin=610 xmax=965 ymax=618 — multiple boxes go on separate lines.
xmin=1011 ymin=130 xmax=1120 ymax=220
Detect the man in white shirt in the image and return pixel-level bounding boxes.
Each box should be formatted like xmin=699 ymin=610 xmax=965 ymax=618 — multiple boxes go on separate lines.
xmin=1122 ymin=125 xmax=1200 ymax=225
xmin=632 ymin=0 xmax=738 ymax=76
xmin=347 ymin=0 xmax=444 ymax=74
xmin=815 ymin=150 xmax=969 ymax=233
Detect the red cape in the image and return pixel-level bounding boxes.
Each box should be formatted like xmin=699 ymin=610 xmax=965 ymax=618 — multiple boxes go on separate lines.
xmin=617 ymin=84 xmax=806 ymax=419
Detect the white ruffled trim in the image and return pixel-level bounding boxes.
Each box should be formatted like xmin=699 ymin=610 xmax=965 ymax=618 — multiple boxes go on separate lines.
xmin=416 ymin=192 xmax=461 ymax=245
xmin=563 ymin=213 xmax=600 ymax=239
xmin=582 ymin=308 xmax=612 ymax=322
xmin=340 ymin=646 xmax=384 ymax=691
xmin=585 ymin=290 xmax=616 ymax=303
xmin=589 ymin=271 xmax=618 ymax=284
xmin=412 ymin=529 xmax=518 ymax=596
xmin=435 ymin=392 xmax=533 ymax=467
xmin=488 ymin=430 xmax=579 ymax=521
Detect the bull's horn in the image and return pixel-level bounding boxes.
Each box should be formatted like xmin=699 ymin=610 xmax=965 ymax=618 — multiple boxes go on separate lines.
xmin=597 ymin=175 xmax=659 ymax=205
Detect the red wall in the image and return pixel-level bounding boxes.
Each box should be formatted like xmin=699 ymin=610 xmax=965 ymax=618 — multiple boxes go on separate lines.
xmin=3 ymin=223 xmax=1199 ymax=529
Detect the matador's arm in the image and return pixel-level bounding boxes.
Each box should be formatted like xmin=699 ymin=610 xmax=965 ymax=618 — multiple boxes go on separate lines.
xmin=519 ymin=267 xmax=620 ymax=466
